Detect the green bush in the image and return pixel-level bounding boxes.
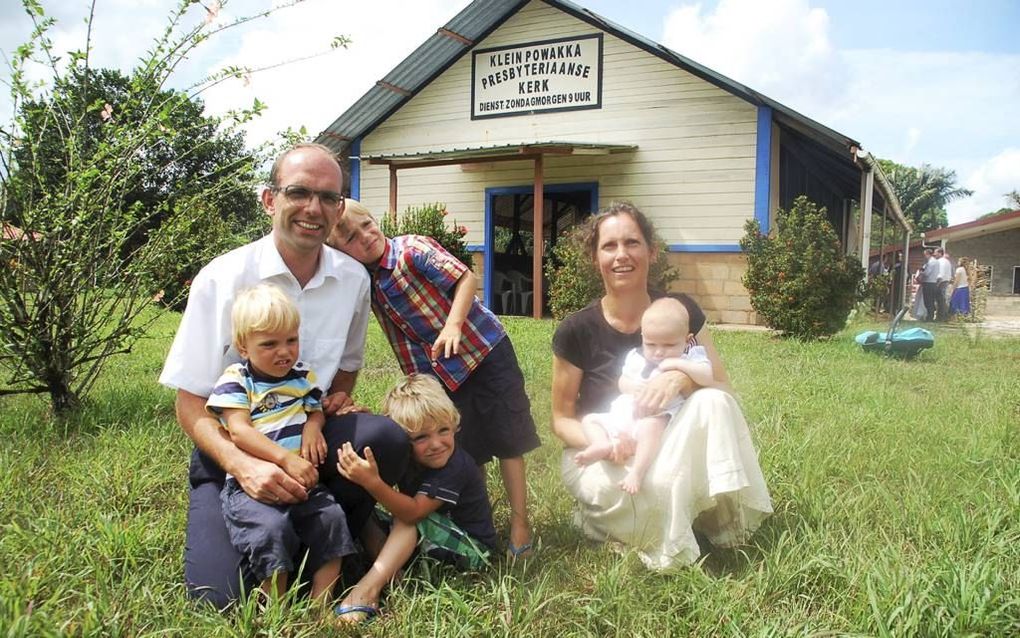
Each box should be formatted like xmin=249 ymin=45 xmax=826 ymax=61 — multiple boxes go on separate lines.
xmin=380 ymin=202 xmax=472 ymax=266
xmin=863 ymin=271 xmax=892 ymax=312
xmin=740 ymin=196 xmax=865 ymax=339
xmin=154 ymin=210 xmax=266 ymax=312
xmin=545 ymin=223 xmax=678 ymax=320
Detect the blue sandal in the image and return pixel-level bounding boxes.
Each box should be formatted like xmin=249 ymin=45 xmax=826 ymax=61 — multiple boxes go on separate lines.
xmin=506 ymin=540 xmax=534 ymax=559
xmin=335 ymin=604 xmax=379 ymax=624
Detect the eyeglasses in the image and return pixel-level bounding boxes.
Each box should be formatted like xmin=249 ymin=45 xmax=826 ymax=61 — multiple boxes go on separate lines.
xmin=272 ymin=184 xmax=346 ymax=210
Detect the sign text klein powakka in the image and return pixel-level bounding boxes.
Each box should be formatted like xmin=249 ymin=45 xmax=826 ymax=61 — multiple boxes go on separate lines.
xmin=471 ymin=34 xmax=603 ymax=119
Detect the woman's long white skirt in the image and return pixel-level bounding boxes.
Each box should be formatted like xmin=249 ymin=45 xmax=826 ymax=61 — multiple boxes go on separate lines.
xmin=561 ymin=388 xmax=773 ymax=570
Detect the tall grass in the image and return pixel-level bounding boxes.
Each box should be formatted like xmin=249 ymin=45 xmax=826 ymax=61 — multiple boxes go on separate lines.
xmin=1 ymin=314 xmax=1017 ymax=636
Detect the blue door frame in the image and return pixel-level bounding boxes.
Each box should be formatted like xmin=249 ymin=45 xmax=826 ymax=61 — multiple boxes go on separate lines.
xmin=482 ymin=182 xmax=599 ymax=310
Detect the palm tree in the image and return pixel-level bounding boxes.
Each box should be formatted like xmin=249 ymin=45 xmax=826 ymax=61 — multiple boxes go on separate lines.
xmin=1007 ymin=189 xmax=1020 ymax=209
xmin=877 ymin=160 xmax=973 ymax=232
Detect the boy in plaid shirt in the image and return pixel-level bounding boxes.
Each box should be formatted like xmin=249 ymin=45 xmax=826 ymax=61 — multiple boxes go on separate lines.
xmin=334 ymin=374 xmax=497 ymax=623
xmin=327 ymin=200 xmax=539 ymax=558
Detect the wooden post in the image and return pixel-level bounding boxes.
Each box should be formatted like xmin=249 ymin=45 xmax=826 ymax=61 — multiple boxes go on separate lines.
xmin=388 ymin=165 xmax=398 ymax=224
xmin=532 ymin=156 xmax=544 ymax=319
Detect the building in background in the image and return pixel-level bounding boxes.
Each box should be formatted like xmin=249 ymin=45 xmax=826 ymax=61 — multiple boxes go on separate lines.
xmin=318 ymin=0 xmax=907 ymax=323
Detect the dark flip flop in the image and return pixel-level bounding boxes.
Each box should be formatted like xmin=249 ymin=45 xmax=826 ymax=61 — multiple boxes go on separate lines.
xmin=506 ymin=541 xmax=534 ymax=559
xmin=334 ymin=604 xmax=380 ymax=624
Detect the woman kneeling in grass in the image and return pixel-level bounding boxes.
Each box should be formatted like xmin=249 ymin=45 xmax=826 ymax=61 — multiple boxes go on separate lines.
xmin=551 ymin=202 xmax=773 ymax=570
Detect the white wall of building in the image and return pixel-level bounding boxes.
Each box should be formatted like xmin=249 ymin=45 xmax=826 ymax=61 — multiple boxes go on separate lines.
xmin=357 ymin=0 xmax=758 ymax=247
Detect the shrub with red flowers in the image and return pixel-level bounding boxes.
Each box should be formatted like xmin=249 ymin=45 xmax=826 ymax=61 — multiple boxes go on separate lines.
xmin=740 ymin=196 xmax=865 ymax=339
xmin=380 ymin=202 xmax=472 ymax=266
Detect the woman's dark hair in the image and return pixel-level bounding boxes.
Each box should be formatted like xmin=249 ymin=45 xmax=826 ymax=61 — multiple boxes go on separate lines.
xmin=581 ymin=201 xmax=658 ymax=260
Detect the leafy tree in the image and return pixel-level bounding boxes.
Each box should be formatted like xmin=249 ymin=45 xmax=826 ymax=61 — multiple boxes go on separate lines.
xmin=8 ymin=67 xmax=266 ymax=311
xmin=0 ymin=0 xmax=322 ymax=413
xmin=979 ymin=207 xmax=1015 ymax=220
xmin=741 ymin=196 xmax=864 ymax=339
xmin=877 ymin=159 xmax=973 ymax=232
xmin=979 ymin=190 xmax=1020 ymax=219
xmin=977 ymin=191 xmax=1020 ymax=219
xmin=11 ymin=66 xmax=261 ymax=229
xmin=1009 ymin=190 xmax=1020 ymax=209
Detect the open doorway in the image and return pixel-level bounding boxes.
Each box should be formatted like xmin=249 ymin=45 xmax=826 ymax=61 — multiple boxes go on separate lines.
xmin=485 ymin=183 xmax=597 ymax=316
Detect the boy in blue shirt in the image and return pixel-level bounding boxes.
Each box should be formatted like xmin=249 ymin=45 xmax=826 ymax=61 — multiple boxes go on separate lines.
xmin=334 ymin=373 xmax=497 ymax=623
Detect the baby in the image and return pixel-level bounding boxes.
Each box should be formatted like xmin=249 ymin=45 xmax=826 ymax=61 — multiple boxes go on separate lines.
xmin=575 ymin=297 xmax=713 ymax=494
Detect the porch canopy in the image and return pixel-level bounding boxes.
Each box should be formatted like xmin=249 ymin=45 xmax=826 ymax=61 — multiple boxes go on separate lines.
xmin=362 ymin=140 xmax=638 ymax=318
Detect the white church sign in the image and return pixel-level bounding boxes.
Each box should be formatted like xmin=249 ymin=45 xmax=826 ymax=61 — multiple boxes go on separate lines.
xmin=471 ymin=34 xmax=603 ymax=119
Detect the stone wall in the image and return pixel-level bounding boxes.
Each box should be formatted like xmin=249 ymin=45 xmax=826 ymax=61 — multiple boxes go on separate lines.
xmin=666 ymin=252 xmax=756 ymax=325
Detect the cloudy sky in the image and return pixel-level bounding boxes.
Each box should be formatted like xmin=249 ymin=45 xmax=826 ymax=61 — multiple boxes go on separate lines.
xmin=2 ymin=0 xmax=1017 ymax=224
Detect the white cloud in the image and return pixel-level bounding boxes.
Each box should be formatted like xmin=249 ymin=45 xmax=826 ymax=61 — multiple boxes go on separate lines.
xmin=902 ymin=127 xmax=921 ymax=158
xmin=199 ymin=0 xmax=471 ymax=146
xmin=953 ymin=148 xmax=1020 ymax=221
xmin=662 ymin=0 xmax=847 ymax=118
xmin=1 ymin=0 xmax=470 ymax=146
xmin=660 ymin=0 xmax=1020 ymax=224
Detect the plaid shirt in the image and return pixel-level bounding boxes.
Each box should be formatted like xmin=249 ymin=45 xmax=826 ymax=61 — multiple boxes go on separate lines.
xmin=371 ymin=235 xmax=505 ymax=391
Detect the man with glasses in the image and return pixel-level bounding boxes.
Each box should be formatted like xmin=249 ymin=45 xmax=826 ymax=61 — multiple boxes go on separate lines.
xmin=160 ymin=143 xmax=409 ymax=608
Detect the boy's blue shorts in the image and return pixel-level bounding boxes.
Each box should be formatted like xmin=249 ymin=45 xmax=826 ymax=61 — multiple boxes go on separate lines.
xmin=221 ymin=481 xmax=356 ymax=582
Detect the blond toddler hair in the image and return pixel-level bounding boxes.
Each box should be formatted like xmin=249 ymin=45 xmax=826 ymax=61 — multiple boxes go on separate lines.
xmin=230 ymin=284 xmax=300 ymax=351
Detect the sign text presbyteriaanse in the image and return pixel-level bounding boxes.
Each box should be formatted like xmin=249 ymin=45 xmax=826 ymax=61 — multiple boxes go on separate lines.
xmin=471 ymin=34 xmax=603 ymax=119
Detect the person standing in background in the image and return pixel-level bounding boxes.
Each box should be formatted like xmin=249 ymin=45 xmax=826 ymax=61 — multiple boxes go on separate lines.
xmin=935 ymin=247 xmax=953 ymax=321
xmin=920 ymin=249 xmax=938 ymax=322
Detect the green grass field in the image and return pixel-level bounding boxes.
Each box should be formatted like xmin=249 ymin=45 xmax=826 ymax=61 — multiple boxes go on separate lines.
xmin=1 ymin=314 xmax=1018 ymax=637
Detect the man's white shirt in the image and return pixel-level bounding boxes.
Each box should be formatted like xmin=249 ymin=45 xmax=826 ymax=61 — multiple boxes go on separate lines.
xmin=159 ymin=234 xmax=371 ymax=397
xmin=937 ymin=256 xmax=953 ymax=283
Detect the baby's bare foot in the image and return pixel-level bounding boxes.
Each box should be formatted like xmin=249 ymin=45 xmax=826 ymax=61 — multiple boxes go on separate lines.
xmin=575 ymin=444 xmax=610 ymax=466
xmin=620 ymin=472 xmax=642 ymax=494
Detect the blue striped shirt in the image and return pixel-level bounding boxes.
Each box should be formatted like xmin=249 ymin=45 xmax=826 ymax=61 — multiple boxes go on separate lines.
xmin=206 ymin=360 xmax=322 ymax=452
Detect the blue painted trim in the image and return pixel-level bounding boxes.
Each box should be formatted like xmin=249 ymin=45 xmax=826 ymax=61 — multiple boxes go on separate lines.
xmin=466 ymin=244 xmax=484 ymax=252
xmin=483 ymin=195 xmax=495 ymax=309
xmin=754 ymin=106 xmax=772 ymax=234
xmin=482 ymin=181 xmax=599 ymax=310
xmin=667 ymin=244 xmax=742 ymax=253
xmin=485 ymin=182 xmax=600 ymax=197
xmin=349 ymin=138 xmax=361 ymax=200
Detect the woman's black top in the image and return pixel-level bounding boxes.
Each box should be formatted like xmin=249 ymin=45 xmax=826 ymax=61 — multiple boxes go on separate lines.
xmin=552 ymin=293 xmax=705 ymax=416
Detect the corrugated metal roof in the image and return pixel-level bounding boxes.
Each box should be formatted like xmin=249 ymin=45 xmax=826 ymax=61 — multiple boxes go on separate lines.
xmin=316 ymin=0 xmax=860 ymax=157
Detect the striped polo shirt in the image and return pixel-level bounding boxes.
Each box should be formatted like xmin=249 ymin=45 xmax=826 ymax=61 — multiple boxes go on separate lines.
xmin=206 ymin=360 xmax=322 ymax=452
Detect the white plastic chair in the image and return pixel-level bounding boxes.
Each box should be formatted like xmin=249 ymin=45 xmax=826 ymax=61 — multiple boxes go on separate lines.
xmin=506 ymin=270 xmax=533 ymax=315
xmin=490 ymin=271 xmax=516 ymax=314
